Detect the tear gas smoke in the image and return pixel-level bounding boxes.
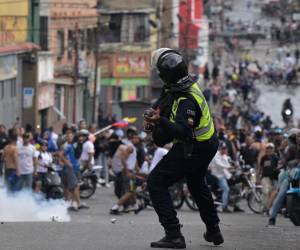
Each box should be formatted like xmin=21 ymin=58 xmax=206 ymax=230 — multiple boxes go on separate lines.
xmin=0 ymin=189 xmax=70 ymax=222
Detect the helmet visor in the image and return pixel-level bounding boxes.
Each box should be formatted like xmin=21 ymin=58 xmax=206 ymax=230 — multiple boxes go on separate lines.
xmin=151 ymin=48 xmax=173 ymax=69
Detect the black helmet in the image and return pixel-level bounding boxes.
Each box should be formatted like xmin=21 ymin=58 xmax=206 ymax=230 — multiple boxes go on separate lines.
xmin=151 ymin=48 xmax=188 ymax=85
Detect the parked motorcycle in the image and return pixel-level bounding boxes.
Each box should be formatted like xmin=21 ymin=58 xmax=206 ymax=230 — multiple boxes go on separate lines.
xmin=286 ymin=165 xmax=300 ymax=226
xmin=79 ymin=165 xmax=102 ymax=199
xmin=43 ymin=166 xmax=64 ymax=199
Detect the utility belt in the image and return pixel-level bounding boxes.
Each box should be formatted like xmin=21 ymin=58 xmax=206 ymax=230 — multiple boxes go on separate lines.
xmin=174 ymin=132 xmax=218 ymax=159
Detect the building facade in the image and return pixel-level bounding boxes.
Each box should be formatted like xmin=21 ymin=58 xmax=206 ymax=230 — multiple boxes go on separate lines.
xmin=38 ymin=0 xmax=98 ymax=127
xmin=0 ymin=0 xmax=39 ymax=129
xmin=97 ymin=0 xmax=158 ymax=117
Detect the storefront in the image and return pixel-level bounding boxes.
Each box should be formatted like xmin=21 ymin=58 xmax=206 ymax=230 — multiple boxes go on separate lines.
xmin=99 ymin=52 xmax=151 ymax=114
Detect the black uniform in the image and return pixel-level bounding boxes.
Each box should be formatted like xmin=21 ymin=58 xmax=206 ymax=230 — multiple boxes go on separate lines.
xmin=147 ymin=48 xmax=223 ymax=248
xmin=147 ymin=97 xmax=220 ymax=230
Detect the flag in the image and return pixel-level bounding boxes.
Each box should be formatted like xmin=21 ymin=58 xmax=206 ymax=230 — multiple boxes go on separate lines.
xmin=112 ymin=121 xmax=129 ymax=128
xmin=123 ymin=117 xmax=137 ymax=123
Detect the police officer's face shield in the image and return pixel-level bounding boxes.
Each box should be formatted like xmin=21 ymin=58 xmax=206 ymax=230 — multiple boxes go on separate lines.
xmin=151 ymin=48 xmax=174 ymax=71
xmin=151 ymin=48 xmax=174 ymax=87
xmin=151 ymin=48 xmax=191 ymax=91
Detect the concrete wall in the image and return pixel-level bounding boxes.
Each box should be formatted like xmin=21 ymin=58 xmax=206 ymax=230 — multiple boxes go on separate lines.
xmin=0 ymin=56 xmax=22 ymax=128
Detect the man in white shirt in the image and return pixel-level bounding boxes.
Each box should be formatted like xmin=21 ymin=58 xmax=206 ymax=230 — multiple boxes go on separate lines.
xmin=78 ymin=129 xmax=95 ymax=169
xmin=16 ymin=133 xmax=37 ymax=190
xmin=110 ymin=143 xmax=134 ymax=214
xmin=35 ymin=140 xmax=53 ymax=193
xmin=110 ymin=128 xmax=140 ymax=214
xmin=284 ymin=53 xmax=295 ymax=81
xmin=210 ymin=143 xmax=232 ymax=212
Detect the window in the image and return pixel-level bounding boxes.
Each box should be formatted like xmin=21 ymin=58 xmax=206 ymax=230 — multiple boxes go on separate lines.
xmin=133 ymin=14 xmax=149 ymax=43
xmin=57 ymin=29 xmax=65 ymax=59
xmin=67 ymin=30 xmax=74 ymax=59
xmin=121 ymin=14 xmax=150 ymax=44
xmin=136 ymin=86 xmax=145 ymax=99
xmin=0 ymin=79 xmax=16 ymax=99
xmin=40 ymin=17 xmax=49 ymax=50
xmin=0 ymin=81 xmax=4 ymax=99
xmin=55 ymin=86 xmax=64 ymax=120
xmin=10 ymin=78 xmax=17 ymax=97
xmin=112 ymin=86 xmax=122 ymax=101
xmin=80 ymin=30 xmax=86 ymax=51
xmin=100 ymin=14 xmax=122 ymax=43
xmin=87 ymin=28 xmax=94 ymax=52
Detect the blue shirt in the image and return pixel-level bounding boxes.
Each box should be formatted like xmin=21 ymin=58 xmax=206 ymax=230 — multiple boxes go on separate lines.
xmin=64 ymin=143 xmax=80 ymax=172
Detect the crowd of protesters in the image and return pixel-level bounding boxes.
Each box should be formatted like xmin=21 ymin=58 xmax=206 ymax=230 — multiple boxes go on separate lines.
xmin=0 ymin=121 xmax=95 ymax=211
xmin=270 ymin=19 xmax=300 ymax=44
xmin=202 ymin=54 xmax=300 ymax=224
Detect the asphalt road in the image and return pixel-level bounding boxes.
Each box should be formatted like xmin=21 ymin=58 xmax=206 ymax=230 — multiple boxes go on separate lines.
xmin=0 ymin=186 xmax=299 ymax=250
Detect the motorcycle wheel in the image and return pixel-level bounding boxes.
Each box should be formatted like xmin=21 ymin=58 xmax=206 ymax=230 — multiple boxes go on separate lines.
xmin=247 ymin=188 xmax=263 ymax=214
xmin=47 ymin=187 xmax=64 ymax=200
xmin=185 ymin=195 xmax=198 ymax=211
xmin=286 ymin=194 xmax=300 ymax=226
xmin=169 ymin=184 xmax=184 ymax=210
xmin=80 ymin=177 xmax=97 ymax=199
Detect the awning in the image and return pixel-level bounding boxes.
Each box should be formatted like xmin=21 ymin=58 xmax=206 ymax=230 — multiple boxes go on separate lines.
xmin=0 ymin=42 xmax=40 ymax=56
xmin=101 ymin=78 xmax=149 ymax=86
xmin=47 ymin=78 xmax=73 ymax=86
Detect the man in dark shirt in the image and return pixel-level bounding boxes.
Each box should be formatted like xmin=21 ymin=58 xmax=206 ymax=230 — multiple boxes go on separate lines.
xmin=258 ymin=143 xmax=279 ymax=212
xmin=0 ymin=124 xmax=9 ymax=176
xmin=240 ymin=136 xmax=258 ymax=168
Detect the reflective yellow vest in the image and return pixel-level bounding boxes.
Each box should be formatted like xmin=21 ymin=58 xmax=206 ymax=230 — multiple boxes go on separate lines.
xmin=169 ymin=82 xmax=215 ymax=142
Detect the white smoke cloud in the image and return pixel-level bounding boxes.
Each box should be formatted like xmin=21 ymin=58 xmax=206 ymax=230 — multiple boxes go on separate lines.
xmin=0 ymin=189 xmax=71 ymax=222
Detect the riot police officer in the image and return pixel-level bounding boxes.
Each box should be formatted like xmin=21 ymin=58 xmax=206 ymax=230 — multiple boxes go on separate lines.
xmin=144 ymin=48 xmax=224 ymax=249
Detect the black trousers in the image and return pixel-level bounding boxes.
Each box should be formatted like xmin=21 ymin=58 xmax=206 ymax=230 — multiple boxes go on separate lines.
xmin=147 ymin=136 xmax=220 ymax=230
xmin=114 ymin=172 xmax=124 ymax=199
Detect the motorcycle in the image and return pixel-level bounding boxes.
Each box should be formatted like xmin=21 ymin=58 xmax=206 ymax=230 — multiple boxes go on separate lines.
xmin=79 ymin=165 xmax=102 ymax=199
xmin=237 ymin=157 xmax=263 ymax=214
xmin=286 ymin=165 xmax=300 ymax=226
xmin=281 ymin=99 xmax=294 ymax=126
xmin=206 ymin=157 xmax=263 ymax=213
xmin=43 ymin=166 xmax=64 ymax=199
xmin=134 ymin=175 xmax=189 ymax=213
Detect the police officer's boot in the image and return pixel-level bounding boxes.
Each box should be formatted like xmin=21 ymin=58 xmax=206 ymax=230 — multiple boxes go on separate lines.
xmin=203 ymin=224 xmax=224 ymax=246
xmin=150 ymin=224 xmax=186 ymax=249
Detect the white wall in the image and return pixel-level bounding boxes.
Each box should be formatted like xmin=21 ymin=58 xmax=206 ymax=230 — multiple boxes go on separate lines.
xmin=38 ymin=52 xmax=54 ymax=83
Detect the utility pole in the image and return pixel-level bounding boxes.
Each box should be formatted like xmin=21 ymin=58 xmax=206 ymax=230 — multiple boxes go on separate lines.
xmin=92 ymin=1 xmax=101 ymax=124
xmin=183 ymin=0 xmax=191 ymax=65
xmin=73 ymin=23 xmax=79 ymax=123
xmin=156 ymin=0 xmax=163 ymax=48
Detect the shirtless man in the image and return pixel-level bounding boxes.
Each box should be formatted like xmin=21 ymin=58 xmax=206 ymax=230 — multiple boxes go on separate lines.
xmin=2 ymin=133 xmax=19 ymax=191
xmin=110 ymin=141 xmax=135 ymax=214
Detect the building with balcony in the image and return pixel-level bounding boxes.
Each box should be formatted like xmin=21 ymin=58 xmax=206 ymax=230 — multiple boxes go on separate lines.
xmin=97 ymin=0 xmax=158 ymax=116
xmin=38 ymin=0 xmax=98 ymax=126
